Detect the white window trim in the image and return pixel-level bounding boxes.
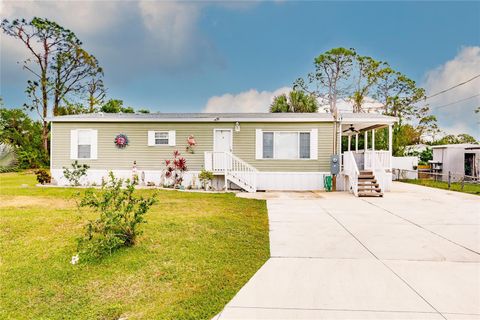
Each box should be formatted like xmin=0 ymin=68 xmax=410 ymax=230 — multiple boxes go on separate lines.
xmin=259 ymin=130 xmax=317 ymax=160
xmin=148 ymin=130 xmax=176 ymax=146
xmin=70 ymin=129 xmax=98 ymax=160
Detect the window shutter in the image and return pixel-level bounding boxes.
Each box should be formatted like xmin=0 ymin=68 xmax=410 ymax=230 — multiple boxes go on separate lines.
xmin=90 ymin=130 xmax=98 ymax=159
xmin=70 ymin=130 xmax=78 ymax=159
xmin=168 ymin=130 xmax=176 ymax=146
xmin=310 ymin=128 xmax=318 ymax=160
xmin=148 ymin=131 xmax=155 ymax=146
xmin=255 ymin=129 xmax=262 ymax=159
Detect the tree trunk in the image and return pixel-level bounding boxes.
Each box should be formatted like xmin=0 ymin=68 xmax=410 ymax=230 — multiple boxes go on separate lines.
xmin=41 ymin=77 xmax=49 ymax=153
xmin=42 ymin=120 xmax=49 ymax=152
xmin=89 ymin=95 xmax=95 ymax=113
xmin=41 ymin=39 xmax=50 ymax=153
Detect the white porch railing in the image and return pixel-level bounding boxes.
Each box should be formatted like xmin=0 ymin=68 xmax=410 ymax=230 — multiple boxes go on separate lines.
xmin=369 ymin=152 xmax=387 ymax=193
xmin=364 ymin=150 xmax=391 ymax=171
xmin=343 ymin=151 xmax=359 ymax=196
xmin=204 ymin=151 xmax=258 ymax=192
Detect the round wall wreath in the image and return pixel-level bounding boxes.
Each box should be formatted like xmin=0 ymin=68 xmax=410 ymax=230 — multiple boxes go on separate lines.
xmin=114 ymin=133 xmax=129 ymax=149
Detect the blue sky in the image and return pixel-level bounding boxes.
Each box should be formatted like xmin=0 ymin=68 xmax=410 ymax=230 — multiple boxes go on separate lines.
xmin=1 ymin=1 xmax=479 ymax=138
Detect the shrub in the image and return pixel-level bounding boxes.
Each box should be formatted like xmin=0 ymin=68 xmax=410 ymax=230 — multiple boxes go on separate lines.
xmin=76 ymin=172 xmax=157 ymax=261
xmin=198 ymin=169 xmax=214 ymax=190
xmin=63 ymin=160 xmax=90 ymax=186
xmin=35 ymin=168 xmax=51 ymax=184
xmin=162 ymin=150 xmax=187 ymax=188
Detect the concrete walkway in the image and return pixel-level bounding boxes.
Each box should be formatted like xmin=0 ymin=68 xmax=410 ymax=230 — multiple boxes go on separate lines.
xmin=216 ymin=182 xmax=480 ymax=320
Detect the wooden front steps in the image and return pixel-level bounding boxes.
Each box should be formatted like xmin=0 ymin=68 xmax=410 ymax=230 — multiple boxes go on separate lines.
xmin=357 ymin=170 xmax=383 ymax=197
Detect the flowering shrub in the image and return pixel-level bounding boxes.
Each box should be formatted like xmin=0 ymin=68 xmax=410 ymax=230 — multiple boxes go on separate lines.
xmin=63 ymin=161 xmax=90 ymax=186
xmin=163 ymin=150 xmax=188 ymax=188
xmin=75 ymin=172 xmax=157 ymax=261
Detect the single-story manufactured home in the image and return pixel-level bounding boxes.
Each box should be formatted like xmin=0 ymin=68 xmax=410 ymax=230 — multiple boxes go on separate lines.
xmin=49 ymin=112 xmax=396 ymax=195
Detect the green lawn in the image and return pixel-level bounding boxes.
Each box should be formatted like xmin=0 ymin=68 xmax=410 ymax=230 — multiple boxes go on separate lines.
xmin=400 ymin=179 xmax=480 ymax=195
xmin=0 ymin=172 xmax=270 ymax=320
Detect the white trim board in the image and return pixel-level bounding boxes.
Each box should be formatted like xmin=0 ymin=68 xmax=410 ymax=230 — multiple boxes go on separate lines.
xmin=51 ymin=169 xmax=332 ymax=191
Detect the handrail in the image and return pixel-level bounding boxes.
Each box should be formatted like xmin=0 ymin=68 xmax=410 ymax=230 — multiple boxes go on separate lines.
xmin=204 ymin=151 xmax=257 ymax=192
xmin=226 ymin=152 xmax=258 ymax=172
xmin=370 ymin=152 xmax=386 ymax=193
xmin=365 ymin=151 xmax=391 ymax=171
xmin=344 ymin=151 xmax=359 ymax=196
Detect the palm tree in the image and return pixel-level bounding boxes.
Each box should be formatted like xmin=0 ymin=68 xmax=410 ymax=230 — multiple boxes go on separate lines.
xmin=270 ymin=91 xmax=318 ymax=113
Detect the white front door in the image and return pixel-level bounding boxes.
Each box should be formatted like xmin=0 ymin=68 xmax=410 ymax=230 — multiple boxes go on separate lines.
xmin=214 ymin=129 xmax=232 ymax=170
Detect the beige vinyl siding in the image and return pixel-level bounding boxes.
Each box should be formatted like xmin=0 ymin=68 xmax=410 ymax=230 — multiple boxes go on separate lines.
xmin=51 ymin=121 xmax=334 ymax=172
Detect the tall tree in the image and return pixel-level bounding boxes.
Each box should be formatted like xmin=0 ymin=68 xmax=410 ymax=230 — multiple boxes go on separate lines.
xmin=52 ymin=46 xmax=102 ymax=115
xmin=416 ymin=115 xmax=440 ymax=142
xmin=1 ymin=17 xmax=103 ymax=152
xmin=100 ymin=99 xmax=135 ymax=113
xmin=374 ymin=67 xmax=426 ymax=123
xmin=293 ymin=47 xmax=356 ymax=167
xmin=350 ymin=55 xmax=383 ymax=112
xmin=86 ymin=73 xmax=106 ymax=112
xmin=270 ymin=91 xmax=318 ymax=113
xmin=434 ymin=134 xmax=478 ymax=145
xmin=294 ymin=47 xmax=356 ymax=115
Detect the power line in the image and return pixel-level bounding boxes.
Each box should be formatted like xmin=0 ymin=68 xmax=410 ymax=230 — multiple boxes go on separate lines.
xmin=432 ymin=93 xmax=480 ymax=109
xmin=426 ymin=74 xmax=480 ymax=99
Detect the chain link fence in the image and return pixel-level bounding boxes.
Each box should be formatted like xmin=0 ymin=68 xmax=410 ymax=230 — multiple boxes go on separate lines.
xmin=393 ymin=168 xmax=479 ymax=190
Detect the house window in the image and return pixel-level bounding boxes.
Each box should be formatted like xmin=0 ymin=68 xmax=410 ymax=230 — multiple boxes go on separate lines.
xmin=77 ymin=130 xmax=92 ymax=159
xmin=299 ymin=132 xmax=311 ymax=159
xmin=148 ymin=130 xmax=175 ymax=147
xmin=263 ymin=132 xmax=274 ymax=158
xmin=262 ymin=131 xmax=311 ymax=160
xmin=155 ymin=132 xmax=169 ymax=145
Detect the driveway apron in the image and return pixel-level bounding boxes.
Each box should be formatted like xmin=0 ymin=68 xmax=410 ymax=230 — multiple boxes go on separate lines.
xmin=216 ymin=183 xmax=480 ymax=320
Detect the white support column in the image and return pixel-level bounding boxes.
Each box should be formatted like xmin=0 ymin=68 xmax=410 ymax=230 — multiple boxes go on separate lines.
xmin=347 ymin=135 xmax=351 ymax=151
xmin=388 ymin=124 xmax=393 ymax=153
xmin=372 ymin=129 xmax=375 ymax=151
xmin=364 ymin=131 xmax=368 ymax=151
xmin=355 ymin=133 xmax=359 ymax=152
xmin=388 ymin=124 xmax=393 ymax=169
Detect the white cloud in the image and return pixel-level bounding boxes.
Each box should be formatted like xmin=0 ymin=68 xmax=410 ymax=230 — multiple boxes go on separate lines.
xmin=0 ymin=1 xmax=219 ymax=74
xmin=203 ymin=87 xmax=291 ymax=113
xmin=0 ymin=1 xmax=124 ymax=35
xmin=423 ymin=46 xmax=480 ymax=139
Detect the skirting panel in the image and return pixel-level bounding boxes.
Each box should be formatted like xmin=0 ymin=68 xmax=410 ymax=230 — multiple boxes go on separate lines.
xmin=51 ymin=169 xmax=200 ymax=187
xmin=256 ymin=172 xmax=330 ymax=191
xmin=51 ymin=169 xmax=331 ymax=191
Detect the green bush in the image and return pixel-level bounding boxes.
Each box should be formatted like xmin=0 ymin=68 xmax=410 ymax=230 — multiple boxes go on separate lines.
xmin=63 ymin=160 xmax=90 ymax=186
xmin=198 ymin=169 xmax=214 ymax=190
xmin=76 ymin=172 xmax=157 ymax=261
xmin=0 ymin=108 xmax=49 ymax=169
xmin=34 ymin=168 xmax=51 ymax=184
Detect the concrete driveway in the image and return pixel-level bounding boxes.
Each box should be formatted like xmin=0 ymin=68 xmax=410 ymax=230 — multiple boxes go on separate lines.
xmin=216 ymin=182 xmax=480 ymax=320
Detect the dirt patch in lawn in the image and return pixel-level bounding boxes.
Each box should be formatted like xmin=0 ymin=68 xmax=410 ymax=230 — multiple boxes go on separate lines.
xmin=0 ymin=196 xmax=74 ymax=209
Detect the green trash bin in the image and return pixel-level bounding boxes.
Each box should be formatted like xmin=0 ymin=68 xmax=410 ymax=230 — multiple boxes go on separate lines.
xmin=324 ymin=175 xmax=332 ymax=192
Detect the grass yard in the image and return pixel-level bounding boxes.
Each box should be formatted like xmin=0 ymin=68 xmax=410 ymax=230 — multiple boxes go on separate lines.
xmin=0 ymin=172 xmax=270 ymax=320
xmin=400 ymin=179 xmax=480 ymax=195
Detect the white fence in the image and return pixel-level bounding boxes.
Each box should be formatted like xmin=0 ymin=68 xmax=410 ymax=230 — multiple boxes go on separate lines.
xmin=392 ymin=156 xmax=418 ymax=180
